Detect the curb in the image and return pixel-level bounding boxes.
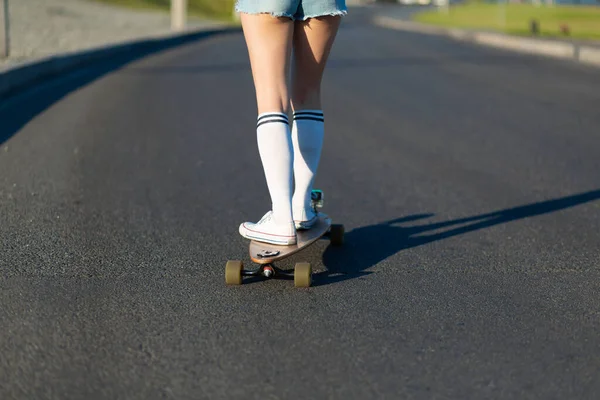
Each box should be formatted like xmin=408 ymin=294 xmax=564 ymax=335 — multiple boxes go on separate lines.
xmin=373 ymin=16 xmax=600 ymax=69
xmin=0 ymin=25 xmax=239 ymax=101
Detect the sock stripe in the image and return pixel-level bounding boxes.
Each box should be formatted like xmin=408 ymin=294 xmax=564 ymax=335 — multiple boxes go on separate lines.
xmin=293 ymin=116 xmax=325 ymax=122
xmin=256 ymin=118 xmax=289 ymax=128
xmin=293 ymin=111 xmax=323 ymax=117
xmin=258 ymin=113 xmax=288 ymax=122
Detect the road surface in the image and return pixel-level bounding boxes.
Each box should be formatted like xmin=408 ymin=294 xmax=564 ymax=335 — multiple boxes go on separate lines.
xmin=1 ymin=7 xmax=599 ymax=400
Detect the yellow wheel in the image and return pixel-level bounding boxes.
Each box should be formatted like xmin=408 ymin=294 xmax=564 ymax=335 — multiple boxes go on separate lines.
xmin=225 ymin=260 xmax=243 ymax=285
xmin=294 ymin=262 xmax=312 ymax=288
xmin=329 ymin=224 xmax=345 ymax=246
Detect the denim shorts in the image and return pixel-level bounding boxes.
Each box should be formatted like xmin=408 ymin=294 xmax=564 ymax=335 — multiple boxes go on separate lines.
xmin=235 ymin=0 xmax=347 ymax=21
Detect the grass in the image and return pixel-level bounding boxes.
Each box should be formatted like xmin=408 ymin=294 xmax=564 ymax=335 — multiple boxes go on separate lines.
xmin=414 ymin=2 xmax=600 ymax=40
xmin=92 ymin=0 xmax=237 ymax=21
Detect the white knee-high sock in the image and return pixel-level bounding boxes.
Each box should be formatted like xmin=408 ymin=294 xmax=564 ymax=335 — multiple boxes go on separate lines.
xmin=256 ymin=112 xmax=294 ymax=225
xmin=291 ymin=110 xmax=325 ymax=215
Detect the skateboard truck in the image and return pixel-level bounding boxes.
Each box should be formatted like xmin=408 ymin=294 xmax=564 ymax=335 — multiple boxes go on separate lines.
xmin=225 ymin=261 xmax=307 ymax=285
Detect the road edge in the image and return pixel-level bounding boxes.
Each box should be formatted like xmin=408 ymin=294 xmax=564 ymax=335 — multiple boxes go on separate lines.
xmin=372 ymin=16 xmax=600 ymax=69
xmin=0 ymin=25 xmax=239 ymax=101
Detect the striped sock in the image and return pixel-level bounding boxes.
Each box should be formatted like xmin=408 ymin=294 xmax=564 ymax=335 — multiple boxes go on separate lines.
xmin=291 ymin=110 xmax=325 ymax=215
xmin=256 ymin=112 xmax=294 ymax=225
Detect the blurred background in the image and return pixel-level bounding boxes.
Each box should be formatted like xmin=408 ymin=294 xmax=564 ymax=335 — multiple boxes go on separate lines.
xmin=0 ymin=0 xmax=234 ymax=69
xmin=2 ymin=0 xmax=599 ymax=68
xmin=92 ymin=0 xmax=236 ymax=20
xmin=378 ymin=0 xmax=600 ymax=39
xmin=2 ymin=0 xmax=599 ymax=70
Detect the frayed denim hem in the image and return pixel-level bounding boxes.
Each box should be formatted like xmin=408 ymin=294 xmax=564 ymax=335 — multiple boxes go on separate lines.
xmin=235 ymin=10 xmax=295 ymax=19
xmin=296 ymin=9 xmax=347 ymax=20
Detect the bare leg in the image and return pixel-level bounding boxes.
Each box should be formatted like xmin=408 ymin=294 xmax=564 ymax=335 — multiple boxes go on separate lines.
xmin=241 ymin=13 xmax=294 ymax=113
xmin=291 ymin=16 xmax=342 ymax=111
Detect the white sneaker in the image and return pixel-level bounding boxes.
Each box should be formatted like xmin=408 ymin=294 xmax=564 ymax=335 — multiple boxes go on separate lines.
xmin=239 ymin=211 xmax=297 ymax=245
xmin=293 ymin=208 xmax=318 ymax=230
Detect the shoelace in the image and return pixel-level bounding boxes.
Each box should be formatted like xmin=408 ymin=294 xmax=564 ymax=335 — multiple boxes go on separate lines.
xmin=257 ymin=211 xmax=273 ymax=225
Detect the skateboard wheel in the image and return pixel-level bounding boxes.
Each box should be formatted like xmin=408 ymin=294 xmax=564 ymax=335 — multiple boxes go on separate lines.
xmin=329 ymin=224 xmax=345 ymax=246
xmin=294 ymin=262 xmax=312 ymax=288
xmin=225 ymin=260 xmax=243 ymax=285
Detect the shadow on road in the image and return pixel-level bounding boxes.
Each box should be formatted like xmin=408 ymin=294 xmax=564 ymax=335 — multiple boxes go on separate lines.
xmin=0 ymin=28 xmax=239 ymax=147
xmin=314 ymin=188 xmax=600 ymax=286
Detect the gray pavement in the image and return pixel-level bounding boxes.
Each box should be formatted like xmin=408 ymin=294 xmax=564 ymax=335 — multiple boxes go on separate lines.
xmin=1 ymin=7 xmax=600 ymax=400
xmin=0 ymin=0 xmax=220 ymax=70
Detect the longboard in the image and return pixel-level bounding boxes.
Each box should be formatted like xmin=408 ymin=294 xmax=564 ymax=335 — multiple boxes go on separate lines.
xmin=225 ymin=190 xmax=344 ymax=288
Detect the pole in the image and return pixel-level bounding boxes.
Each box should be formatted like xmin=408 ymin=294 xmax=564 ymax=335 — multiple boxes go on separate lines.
xmin=232 ymin=2 xmax=240 ymax=22
xmin=171 ymin=0 xmax=187 ymax=32
xmin=497 ymin=0 xmax=506 ymax=32
xmin=0 ymin=0 xmax=8 ymax=58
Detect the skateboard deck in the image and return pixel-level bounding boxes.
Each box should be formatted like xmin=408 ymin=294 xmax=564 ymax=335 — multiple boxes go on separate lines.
xmin=249 ymin=213 xmax=332 ymax=264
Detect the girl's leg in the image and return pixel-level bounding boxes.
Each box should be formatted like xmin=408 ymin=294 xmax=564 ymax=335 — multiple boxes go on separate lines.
xmin=290 ymin=16 xmax=342 ymax=228
xmin=238 ymin=13 xmax=297 ymax=245
xmin=241 ymin=13 xmax=294 ymax=114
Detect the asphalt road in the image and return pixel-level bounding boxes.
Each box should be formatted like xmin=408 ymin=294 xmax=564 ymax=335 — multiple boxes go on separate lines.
xmin=1 ymin=7 xmax=600 ymax=400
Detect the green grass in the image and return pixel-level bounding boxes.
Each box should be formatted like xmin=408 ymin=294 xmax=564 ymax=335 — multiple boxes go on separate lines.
xmin=414 ymin=3 xmax=600 ymax=40
xmin=92 ymin=0 xmax=236 ymax=21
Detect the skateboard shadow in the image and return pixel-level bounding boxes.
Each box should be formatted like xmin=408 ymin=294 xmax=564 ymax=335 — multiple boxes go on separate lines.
xmin=313 ymin=189 xmax=600 ymax=287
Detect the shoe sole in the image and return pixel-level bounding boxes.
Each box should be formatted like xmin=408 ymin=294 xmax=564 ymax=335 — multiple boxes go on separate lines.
xmin=240 ymin=224 xmax=297 ymax=246
xmin=294 ymin=219 xmax=317 ymax=230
